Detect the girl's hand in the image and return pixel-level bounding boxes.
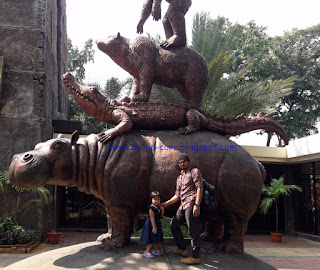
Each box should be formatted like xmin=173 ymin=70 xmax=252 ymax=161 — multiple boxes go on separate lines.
xmin=152 ymin=227 xmax=157 ymax=234
xmin=160 ymin=204 xmax=165 ymax=218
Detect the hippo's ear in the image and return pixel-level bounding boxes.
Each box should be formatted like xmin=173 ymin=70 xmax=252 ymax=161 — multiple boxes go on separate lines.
xmin=71 ymin=130 xmax=79 ymax=145
xmin=57 ymin=134 xmax=64 ymax=139
xmin=117 ymin=32 xmax=120 ymax=39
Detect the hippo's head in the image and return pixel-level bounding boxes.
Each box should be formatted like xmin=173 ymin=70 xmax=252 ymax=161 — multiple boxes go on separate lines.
xmin=9 ymin=131 xmax=79 ymax=188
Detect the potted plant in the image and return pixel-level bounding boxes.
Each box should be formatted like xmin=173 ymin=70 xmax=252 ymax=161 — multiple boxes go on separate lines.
xmin=260 ymin=176 xmax=302 ymax=242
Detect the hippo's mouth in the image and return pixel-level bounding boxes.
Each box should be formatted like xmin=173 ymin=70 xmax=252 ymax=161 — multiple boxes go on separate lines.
xmin=9 ymin=152 xmax=51 ymax=188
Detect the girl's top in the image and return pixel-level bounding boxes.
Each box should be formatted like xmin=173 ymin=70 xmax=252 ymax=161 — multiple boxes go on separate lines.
xmin=140 ymin=204 xmax=164 ymax=244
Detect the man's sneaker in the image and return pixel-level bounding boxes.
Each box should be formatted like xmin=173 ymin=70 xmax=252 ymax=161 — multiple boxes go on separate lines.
xmin=152 ymin=249 xmax=162 ymax=256
xmin=143 ymin=251 xmax=155 ymax=259
xmin=171 ymin=248 xmax=188 ymax=257
xmin=180 ymin=257 xmax=200 ymax=265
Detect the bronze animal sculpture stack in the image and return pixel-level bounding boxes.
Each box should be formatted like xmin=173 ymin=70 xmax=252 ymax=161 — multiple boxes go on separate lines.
xmin=9 ymin=0 xmax=290 ymax=254
xmin=9 ymin=130 xmax=266 ymax=253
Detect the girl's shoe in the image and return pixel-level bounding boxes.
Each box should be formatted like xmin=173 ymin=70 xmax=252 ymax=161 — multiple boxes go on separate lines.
xmin=152 ymin=249 xmax=162 ymax=256
xmin=143 ymin=251 xmax=155 ymax=259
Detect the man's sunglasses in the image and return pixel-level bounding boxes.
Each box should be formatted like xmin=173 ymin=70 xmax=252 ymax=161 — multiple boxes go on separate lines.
xmin=178 ymin=160 xmax=186 ymax=164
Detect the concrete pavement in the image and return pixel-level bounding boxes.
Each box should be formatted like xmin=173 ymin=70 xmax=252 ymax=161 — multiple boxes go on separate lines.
xmin=1 ymin=233 xmax=320 ymax=269
xmin=2 ymin=238 xmax=275 ymax=270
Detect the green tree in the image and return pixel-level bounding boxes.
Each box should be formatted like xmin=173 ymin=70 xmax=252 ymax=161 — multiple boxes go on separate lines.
xmin=102 ymin=77 xmax=133 ymax=101
xmin=191 ymin=12 xmax=293 ymax=117
xmin=207 ymin=17 xmax=320 ymax=140
xmin=271 ymin=25 xmax=320 ymax=139
xmin=67 ymin=38 xmax=106 ymax=134
xmin=67 ymin=38 xmax=95 ymax=84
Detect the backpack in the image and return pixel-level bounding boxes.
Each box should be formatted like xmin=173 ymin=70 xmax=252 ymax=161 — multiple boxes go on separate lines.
xmin=190 ymin=168 xmax=215 ymax=217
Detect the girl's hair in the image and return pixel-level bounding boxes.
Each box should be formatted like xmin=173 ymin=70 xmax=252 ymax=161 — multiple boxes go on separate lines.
xmin=150 ymin=191 xmax=160 ymax=199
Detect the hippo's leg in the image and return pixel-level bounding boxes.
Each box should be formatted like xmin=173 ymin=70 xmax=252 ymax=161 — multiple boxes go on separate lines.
xmin=206 ymin=218 xmax=224 ymax=243
xmin=98 ymin=109 xmax=133 ymax=144
xmin=214 ymin=215 xmax=246 ymax=254
xmin=178 ymin=109 xmax=203 ymax=134
xmin=98 ymin=206 xmax=133 ymax=250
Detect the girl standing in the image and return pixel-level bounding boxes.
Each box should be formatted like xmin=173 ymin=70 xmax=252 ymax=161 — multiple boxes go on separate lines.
xmin=140 ymin=191 xmax=164 ymax=259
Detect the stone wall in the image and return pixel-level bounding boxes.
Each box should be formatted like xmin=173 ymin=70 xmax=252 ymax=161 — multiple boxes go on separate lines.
xmin=0 ymin=0 xmax=68 ymax=236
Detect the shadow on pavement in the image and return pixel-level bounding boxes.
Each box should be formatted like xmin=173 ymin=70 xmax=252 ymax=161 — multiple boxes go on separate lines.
xmin=5 ymin=238 xmax=276 ymax=270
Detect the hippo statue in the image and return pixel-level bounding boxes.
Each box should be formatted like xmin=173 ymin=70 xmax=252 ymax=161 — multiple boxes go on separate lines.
xmin=9 ymin=130 xmax=265 ymax=253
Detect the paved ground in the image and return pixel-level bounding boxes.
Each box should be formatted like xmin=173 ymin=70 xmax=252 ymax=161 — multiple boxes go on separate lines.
xmin=1 ymin=233 xmax=320 ymax=270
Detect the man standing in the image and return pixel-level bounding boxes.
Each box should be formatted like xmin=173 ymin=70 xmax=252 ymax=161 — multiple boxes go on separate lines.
xmin=162 ymin=153 xmax=203 ymax=265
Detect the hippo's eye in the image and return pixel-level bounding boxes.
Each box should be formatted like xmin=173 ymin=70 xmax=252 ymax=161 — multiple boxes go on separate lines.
xmin=51 ymin=141 xmax=64 ymax=150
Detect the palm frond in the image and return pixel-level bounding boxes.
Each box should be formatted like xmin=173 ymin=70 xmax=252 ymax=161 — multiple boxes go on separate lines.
xmin=204 ymin=75 xmax=295 ymax=117
xmin=260 ymin=197 xmax=275 ymax=214
xmin=31 ymin=187 xmax=53 ymax=205
xmin=149 ymin=85 xmax=185 ymax=104
xmin=260 ymin=176 xmax=302 ymax=214
xmin=10 ymin=184 xmax=53 ymax=205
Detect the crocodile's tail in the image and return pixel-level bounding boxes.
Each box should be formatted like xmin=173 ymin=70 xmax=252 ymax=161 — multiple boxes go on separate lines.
xmin=205 ymin=112 xmax=289 ymax=145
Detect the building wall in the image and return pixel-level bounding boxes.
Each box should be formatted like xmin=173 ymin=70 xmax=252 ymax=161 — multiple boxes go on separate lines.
xmin=0 ymin=0 xmax=68 ymax=236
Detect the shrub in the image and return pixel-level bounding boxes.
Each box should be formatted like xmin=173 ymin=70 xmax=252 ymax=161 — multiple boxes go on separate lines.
xmin=0 ymin=217 xmax=37 ymax=245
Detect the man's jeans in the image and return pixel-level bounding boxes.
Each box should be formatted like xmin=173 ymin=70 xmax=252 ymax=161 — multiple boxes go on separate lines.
xmin=171 ymin=206 xmax=200 ymax=258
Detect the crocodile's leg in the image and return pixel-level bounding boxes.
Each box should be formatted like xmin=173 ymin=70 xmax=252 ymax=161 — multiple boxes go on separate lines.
xmin=178 ymin=109 xmax=203 ymax=134
xmin=99 ymin=109 xmax=133 ymax=143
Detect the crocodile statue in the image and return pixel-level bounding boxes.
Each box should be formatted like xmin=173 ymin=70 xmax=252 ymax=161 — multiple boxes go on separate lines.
xmin=62 ymin=72 xmax=289 ymax=145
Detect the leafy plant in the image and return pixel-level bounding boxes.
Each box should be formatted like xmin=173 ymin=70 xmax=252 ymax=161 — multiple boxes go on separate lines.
xmin=0 ymin=217 xmax=38 ymax=245
xmin=0 ymin=170 xmax=9 ymax=192
xmin=260 ymin=176 xmax=302 ymax=233
xmin=0 ymin=169 xmax=53 ymax=222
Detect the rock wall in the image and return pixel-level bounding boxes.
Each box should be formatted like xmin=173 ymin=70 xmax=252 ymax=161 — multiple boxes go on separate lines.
xmin=0 ymin=0 xmax=68 ymax=236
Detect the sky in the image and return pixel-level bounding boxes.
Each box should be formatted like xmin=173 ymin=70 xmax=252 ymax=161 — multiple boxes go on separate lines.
xmin=66 ymin=0 xmax=320 ymax=146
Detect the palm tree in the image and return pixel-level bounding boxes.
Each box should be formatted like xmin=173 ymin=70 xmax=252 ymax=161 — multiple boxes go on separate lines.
xmin=190 ymin=12 xmax=295 ymax=117
xmin=260 ymin=176 xmax=302 ymax=233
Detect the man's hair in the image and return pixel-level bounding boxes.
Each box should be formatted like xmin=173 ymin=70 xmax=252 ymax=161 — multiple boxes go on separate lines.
xmin=150 ymin=191 xmax=160 ymax=199
xmin=176 ymin=153 xmax=190 ymax=163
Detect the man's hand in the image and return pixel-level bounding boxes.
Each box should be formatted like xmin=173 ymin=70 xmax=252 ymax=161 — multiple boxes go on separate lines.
xmin=161 ymin=202 xmax=168 ymax=208
xmin=193 ymin=205 xmax=200 ymax=217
